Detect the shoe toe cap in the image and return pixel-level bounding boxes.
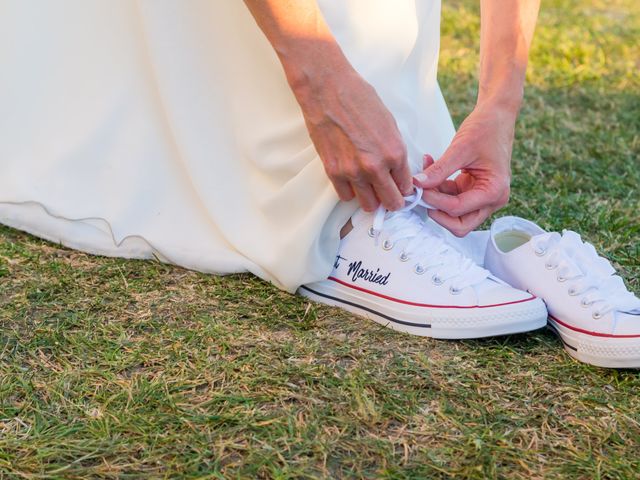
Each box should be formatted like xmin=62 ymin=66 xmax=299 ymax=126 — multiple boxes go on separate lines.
xmin=474 ymin=278 xmax=538 ymax=307
xmin=611 ymin=311 xmax=640 ymax=337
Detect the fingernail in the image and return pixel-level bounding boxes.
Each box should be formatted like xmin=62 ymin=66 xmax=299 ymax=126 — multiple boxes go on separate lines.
xmin=413 ymin=173 xmax=428 ymax=184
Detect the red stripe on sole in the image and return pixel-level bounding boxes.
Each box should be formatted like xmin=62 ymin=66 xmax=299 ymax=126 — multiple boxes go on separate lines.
xmin=326 ymin=276 xmax=538 ymax=309
xmin=549 ymin=314 xmax=640 ymax=339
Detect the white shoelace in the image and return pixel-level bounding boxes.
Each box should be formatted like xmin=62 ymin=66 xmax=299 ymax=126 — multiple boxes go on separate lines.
xmin=532 ymin=230 xmax=640 ymax=317
xmin=369 ymin=187 xmax=489 ymax=292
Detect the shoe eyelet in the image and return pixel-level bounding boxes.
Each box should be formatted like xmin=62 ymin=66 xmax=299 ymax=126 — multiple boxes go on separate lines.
xmin=580 ymin=298 xmax=592 ymax=308
xmin=431 ymin=275 xmax=443 ymax=286
xmin=557 ymin=275 xmax=566 ymax=282
xmin=382 ymin=240 xmax=394 ymax=251
xmin=449 ymin=286 xmax=461 ymax=295
xmin=534 ymin=247 xmax=547 ymax=257
xmin=414 ymin=264 xmax=426 ymax=275
xmin=399 ymin=252 xmax=409 ymax=262
xmin=568 ymin=287 xmax=578 ymax=296
xmin=367 ymin=227 xmax=376 ymax=238
xmin=545 ymin=263 xmax=557 ymax=270
xmin=592 ymin=311 xmax=603 ymax=319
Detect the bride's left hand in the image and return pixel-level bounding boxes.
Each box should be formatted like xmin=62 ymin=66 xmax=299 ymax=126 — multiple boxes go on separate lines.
xmin=413 ymin=103 xmax=517 ymax=237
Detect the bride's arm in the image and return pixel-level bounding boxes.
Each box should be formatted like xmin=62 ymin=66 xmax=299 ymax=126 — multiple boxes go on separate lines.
xmin=415 ymin=0 xmax=541 ymax=237
xmin=243 ymin=0 xmax=413 ymax=212
xmin=242 ymin=1 xmax=345 ymax=85
xmin=477 ymin=0 xmax=540 ymax=112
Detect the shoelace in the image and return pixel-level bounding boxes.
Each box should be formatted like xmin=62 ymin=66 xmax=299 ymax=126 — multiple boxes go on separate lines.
xmin=532 ymin=230 xmax=640 ymax=317
xmin=369 ymin=187 xmax=489 ymax=292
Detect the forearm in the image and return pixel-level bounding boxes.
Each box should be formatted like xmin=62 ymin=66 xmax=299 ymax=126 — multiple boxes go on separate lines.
xmin=477 ymin=0 xmax=541 ymax=116
xmin=242 ymin=0 xmax=351 ymax=90
xmin=243 ymin=0 xmax=413 ymax=209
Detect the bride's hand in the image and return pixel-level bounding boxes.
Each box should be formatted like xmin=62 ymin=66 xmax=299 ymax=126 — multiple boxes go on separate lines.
xmin=243 ymin=0 xmax=412 ymax=212
xmin=287 ymin=61 xmax=413 ymax=212
xmin=414 ymin=103 xmax=516 ymax=237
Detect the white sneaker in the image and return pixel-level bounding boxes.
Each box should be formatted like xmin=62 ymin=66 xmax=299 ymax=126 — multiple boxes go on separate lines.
xmin=299 ymin=190 xmax=547 ymax=339
xmin=485 ymin=216 xmax=640 ymax=368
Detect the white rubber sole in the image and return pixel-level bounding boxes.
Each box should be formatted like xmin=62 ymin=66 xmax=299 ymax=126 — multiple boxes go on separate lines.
xmin=299 ymin=279 xmax=548 ymax=339
xmin=548 ymin=317 xmax=640 ymax=368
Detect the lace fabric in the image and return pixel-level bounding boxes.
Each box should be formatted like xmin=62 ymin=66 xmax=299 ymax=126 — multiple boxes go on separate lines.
xmin=532 ymin=231 xmax=640 ymax=316
xmin=369 ymin=187 xmax=489 ymax=291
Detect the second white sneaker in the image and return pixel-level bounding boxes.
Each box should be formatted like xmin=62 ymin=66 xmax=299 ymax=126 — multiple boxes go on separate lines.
xmin=485 ymin=216 xmax=640 ymax=368
xmin=299 ymin=190 xmax=548 ymax=339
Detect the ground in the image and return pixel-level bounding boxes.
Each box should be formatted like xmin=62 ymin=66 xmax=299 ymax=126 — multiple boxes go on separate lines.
xmin=1 ymin=0 xmax=639 ymax=478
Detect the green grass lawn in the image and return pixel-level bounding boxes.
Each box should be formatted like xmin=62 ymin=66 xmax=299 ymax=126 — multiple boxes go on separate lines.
xmin=1 ymin=0 xmax=639 ymax=478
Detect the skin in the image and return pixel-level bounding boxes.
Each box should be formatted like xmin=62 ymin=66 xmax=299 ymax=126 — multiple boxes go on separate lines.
xmin=243 ymin=0 xmax=541 ymax=236
xmin=416 ymin=0 xmax=541 ymax=236
xmin=243 ymin=0 xmax=413 ymax=212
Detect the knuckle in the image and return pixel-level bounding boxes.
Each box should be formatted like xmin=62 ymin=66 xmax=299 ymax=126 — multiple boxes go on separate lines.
xmin=450 ymin=226 xmax=467 ymax=238
xmin=449 ymin=206 xmax=464 ymax=218
xmin=362 ymin=200 xmax=379 ymax=212
xmin=492 ymin=182 xmax=510 ymax=206
xmin=446 ymin=199 xmax=464 ymax=217
xmin=337 ymin=188 xmax=355 ymax=201
xmin=324 ymin=163 xmax=340 ymax=179
xmin=383 ymin=142 xmax=407 ymax=164
xmin=359 ymin=158 xmax=381 ymax=176
xmin=343 ymin=165 xmax=362 ymax=182
xmin=497 ymin=190 xmax=510 ymax=207
xmin=488 ymin=179 xmax=507 ymax=199
xmin=497 ymin=176 xmax=511 ymax=194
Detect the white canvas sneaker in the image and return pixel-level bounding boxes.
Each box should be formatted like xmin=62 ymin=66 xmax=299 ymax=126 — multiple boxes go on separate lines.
xmin=299 ymin=190 xmax=547 ymax=339
xmin=485 ymin=216 xmax=640 ymax=368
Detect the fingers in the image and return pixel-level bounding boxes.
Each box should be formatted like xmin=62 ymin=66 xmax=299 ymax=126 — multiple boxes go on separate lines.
xmin=412 ymin=154 xmax=435 ymax=188
xmin=325 ymin=150 xmax=415 ymax=212
xmin=434 ymin=179 xmax=459 ymax=196
xmin=422 ymin=154 xmax=435 ymax=170
xmin=414 ymin=147 xmax=463 ymax=190
xmin=390 ymin=159 xmax=413 ymax=197
xmin=351 ymin=181 xmax=379 ymax=212
xmin=421 ymin=188 xmax=492 ymax=218
xmin=371 ymin=172 xmax=405 ymax=211
xmin=359 ymin=145 xmax=411 ymax=211
xmin=332 ymin=179 xmax=355 ymax=202
xmin=428 ymin=207 xmax=493 ymax=238
xmin=331 ymin=162 xmax=405 ymax=212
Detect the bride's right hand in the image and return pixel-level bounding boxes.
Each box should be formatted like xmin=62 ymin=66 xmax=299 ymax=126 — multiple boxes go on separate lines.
xmin=287 ymin=60 xmax=412 ymax=212
xmin=243 ymin=0 xmax=412 ymax=212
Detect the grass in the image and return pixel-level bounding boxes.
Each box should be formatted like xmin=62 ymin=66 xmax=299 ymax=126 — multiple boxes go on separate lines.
xmin=1 ymin=0 xmax=639 ymax=478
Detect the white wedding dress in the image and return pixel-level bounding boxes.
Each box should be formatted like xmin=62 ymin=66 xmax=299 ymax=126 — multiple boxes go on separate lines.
xmin=0 ymin=0 xmax=456 ymax=292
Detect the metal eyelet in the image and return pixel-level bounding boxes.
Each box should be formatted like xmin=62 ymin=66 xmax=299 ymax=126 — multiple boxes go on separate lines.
xmin=557 ymin=275 xmax=566 ymax=282
xmin=382 ymin=240 xmax=394 ymax=251
xmin=534 ymin=247 xmax=547 ymax=257
xmin=368 ymin=227 xmax=376 ymax=238
xmin=431 ymin=275 xmax=443 ymax=286
xmin=545 ymin=263 xmax=557 ymax=270
xmin=592 ymin=311 xmax=603 ymax=319
xmin=399 ymin=252 xmax=409 ymax=262
xmin=580 ymin=298 xmax=592 ymax=308
xmin=568 ymin=287 xmax=578 ymax=296
xmin=449 ymin=286 xmax=462 ymax=295
xmin=414 ymin=264 xmax=426 ymax=275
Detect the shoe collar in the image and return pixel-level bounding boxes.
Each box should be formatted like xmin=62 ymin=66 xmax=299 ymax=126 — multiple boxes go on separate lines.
xmin=490 ymin=216 xmax=545 ymax=254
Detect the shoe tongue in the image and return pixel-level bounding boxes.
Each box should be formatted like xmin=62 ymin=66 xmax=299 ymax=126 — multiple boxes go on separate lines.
xmin=560 ymin=230 xmax=616 ymax=278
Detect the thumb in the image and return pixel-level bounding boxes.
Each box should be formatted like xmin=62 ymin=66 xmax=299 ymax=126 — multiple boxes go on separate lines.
xmin=412 ymin=149 xmax=460 ymax=189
